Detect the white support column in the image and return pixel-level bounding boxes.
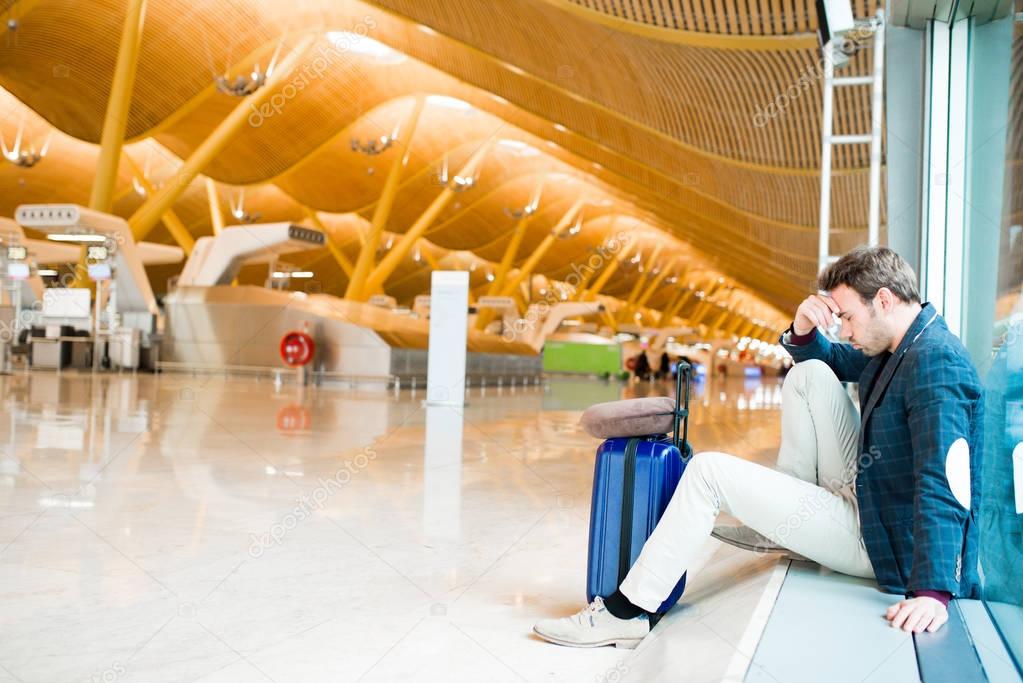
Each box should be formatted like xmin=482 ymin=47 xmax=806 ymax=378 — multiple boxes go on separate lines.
xmin=920 ymin=18 xmax=969 ymax=335
xmin=921 ymin=21 xmax=949 ymax=314
xmin=943 ymin=19 xmax=969 ymax=335
xmin=425 ymin=271 xmax=469 ymax=407
xmin=818 ymin=41 xmax=836 ymax=273
xmin=867 ymin=10 xmax=886 ymax=247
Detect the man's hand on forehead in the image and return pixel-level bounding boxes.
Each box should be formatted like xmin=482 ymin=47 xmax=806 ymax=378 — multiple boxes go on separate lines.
xmin=817 ymin=293 xmax=841 ymax=317
xmin=793 ymin=293 xmax=841 ymax=335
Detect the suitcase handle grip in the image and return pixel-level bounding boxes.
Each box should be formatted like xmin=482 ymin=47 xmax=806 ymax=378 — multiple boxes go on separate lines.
xmin=672 ymin=361 xmax=691 ymax=455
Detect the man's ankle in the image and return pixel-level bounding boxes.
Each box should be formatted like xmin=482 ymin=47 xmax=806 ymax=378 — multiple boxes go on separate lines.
xmin=605 ymin=589 xmax=661 ymax=628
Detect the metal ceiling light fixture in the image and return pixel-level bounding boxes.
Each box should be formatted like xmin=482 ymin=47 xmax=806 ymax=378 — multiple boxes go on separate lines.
xmin=502 ymin=177 xmax=544 ymax=219
xmin=351 ymin=118 xmax=401 ymax=156
xmin=214 ymin=40 xmax=282 ymax=96
xmin=432 ymin=150 xmax=480 ymax=192
xmin=1 ymin=115 xmax=52 ymax=168
xmin=228 ymin=188 xmax=261 ymax=223
xmin=5 ymin=1 xmax=19 ymax=47
xmin=131 ymin=150 xmax=157 ymax=198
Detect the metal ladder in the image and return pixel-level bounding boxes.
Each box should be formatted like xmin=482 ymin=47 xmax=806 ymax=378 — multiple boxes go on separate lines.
xmin=818 ymin=9 xmax=886 ymax=272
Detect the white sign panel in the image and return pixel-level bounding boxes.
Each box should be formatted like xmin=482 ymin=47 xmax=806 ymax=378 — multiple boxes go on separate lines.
xmin=367 ymin=294 xmax=397 ymax=309
xmin=476 ymin=296 xmax=516 ymax=310
xmin=6 ymin=263 xmax=29 ymax=280
xmin=425 ymin=271 xmax=469 ymax=407
xmin=42 ymin=288 xmax=91 ymax=318
xmin=1014 ymin=442 xmax=1023 ymax=515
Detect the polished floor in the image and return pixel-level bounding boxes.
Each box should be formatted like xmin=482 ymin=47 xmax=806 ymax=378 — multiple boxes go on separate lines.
xmin=0 ymin=370 xmax=789 ymax=682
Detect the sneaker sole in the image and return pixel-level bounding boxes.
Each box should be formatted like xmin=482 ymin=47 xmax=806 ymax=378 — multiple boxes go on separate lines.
xmin=532 ymin=627 xmax=643 ymax=649
xmin=710 ymin=531 xmax=809 ymax=562
xmin=710 ymin=530 xmax=787 ymax=554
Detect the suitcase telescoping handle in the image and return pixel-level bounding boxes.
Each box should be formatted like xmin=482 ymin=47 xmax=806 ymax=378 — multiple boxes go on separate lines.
xmin=672 ymin=361 xmax=691 ymax=456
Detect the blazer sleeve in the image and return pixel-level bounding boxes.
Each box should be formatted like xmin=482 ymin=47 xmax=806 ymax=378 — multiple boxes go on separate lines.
xmin=778 ymin=326 xmax=871 ymax=382
xmin=904 ymin=344 xmax=981 ymax=595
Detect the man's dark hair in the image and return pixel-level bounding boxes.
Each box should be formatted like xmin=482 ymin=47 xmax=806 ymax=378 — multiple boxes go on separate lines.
xmin=818 ymin=246 xmax=921 ymax=304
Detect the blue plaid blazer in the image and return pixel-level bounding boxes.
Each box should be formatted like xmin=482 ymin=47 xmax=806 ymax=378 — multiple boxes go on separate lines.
xmin=781 ymin=304 xmax=984 ymax=598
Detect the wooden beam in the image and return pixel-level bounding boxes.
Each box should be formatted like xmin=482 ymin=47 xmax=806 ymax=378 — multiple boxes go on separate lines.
xmin=346 ymin=95 xmax=425 ymax=299
xmin=634 ymin=255 xmax=679 ymax=311
xmin=497 ymin=198 xmax=587 ymax=298
xmin=123 ymin=154 xmax=195 ymax=254
xmin=306 ymin=209 xmax=354 ymax=278
xmin=616 ymin=243 xmax=663 ymax=322
xmin=90 ymin=0 xmax=147 ymax=212
xmin=362 ymin=136 xmax=495 ymax=297
xmin=205 ymin=178 xmax=225 ymax=236
xmin=128 ymin=34 xmax=316 ymax=241
xmin=475 ymin=213 xmax=534 ymax=330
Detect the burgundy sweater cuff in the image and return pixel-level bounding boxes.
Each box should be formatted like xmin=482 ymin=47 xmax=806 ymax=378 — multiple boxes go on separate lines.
xmin=786 ymin=326 xmax=817 ymax=346
xmin=911 ymin=590 xmax=952 ymax=607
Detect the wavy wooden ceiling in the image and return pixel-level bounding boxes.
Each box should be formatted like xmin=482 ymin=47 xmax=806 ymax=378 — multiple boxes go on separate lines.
xmin=0 ymin=0 xmax=888 ymax=331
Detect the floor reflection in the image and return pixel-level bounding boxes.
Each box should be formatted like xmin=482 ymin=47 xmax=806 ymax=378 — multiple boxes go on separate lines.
xmin=423 ymin=405 xmax=464 ymax=542
xmin=0 ymin=370 xmax=788 ymax=682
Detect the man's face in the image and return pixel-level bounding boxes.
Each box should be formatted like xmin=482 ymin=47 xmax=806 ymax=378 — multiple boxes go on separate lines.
xmin=828 ymin=284 xmax=893 ymax=356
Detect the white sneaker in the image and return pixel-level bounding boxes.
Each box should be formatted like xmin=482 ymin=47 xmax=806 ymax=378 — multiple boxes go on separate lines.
xmin=533 ymin=596 xmax=650 ymax=649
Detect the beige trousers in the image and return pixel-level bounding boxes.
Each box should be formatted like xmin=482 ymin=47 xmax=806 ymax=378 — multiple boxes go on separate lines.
xmin=620 ymin=359 xmax=876 ymax=612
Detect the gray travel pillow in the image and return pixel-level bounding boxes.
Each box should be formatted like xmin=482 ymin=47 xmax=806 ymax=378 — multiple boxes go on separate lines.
xmin=579 ymin=397 xmax=676 ymax=439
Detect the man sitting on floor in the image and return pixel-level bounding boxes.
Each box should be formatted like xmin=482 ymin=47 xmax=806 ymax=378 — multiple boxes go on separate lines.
xmin=534 ymin=246 xmax=983 ymax=648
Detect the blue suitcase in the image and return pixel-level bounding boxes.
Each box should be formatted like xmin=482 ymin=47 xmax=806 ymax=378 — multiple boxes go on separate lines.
xmin=586 ymin=363 xmax=693 ymax=613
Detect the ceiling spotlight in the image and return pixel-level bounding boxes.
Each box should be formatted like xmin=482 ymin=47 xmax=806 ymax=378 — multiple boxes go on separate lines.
xmin=131 ymin=151 xmax=157 ymax=197
xmin=503 ymin=181 xmax=543 ymax=220
xmin=215 ymin=70 xmax=267 ymax=97
xmin=1 ymin=118 xmax=52 ymax=169
xmin=556 ymin=208 xmax=584 ymax=239
xmin=451 ymin=175 xmax=476 ymax=191
xmin=214 ymin=42 xmax=282 ymax=97
xmin=350 ymin=133 xmax=396 ymax=156
xmin=351 ymin=116 xmax=402 ymax=157
xmin=432 ymin=151 xmax=479 ymax=192
xmin=228 ymin=188 xmax=261 ymax=223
